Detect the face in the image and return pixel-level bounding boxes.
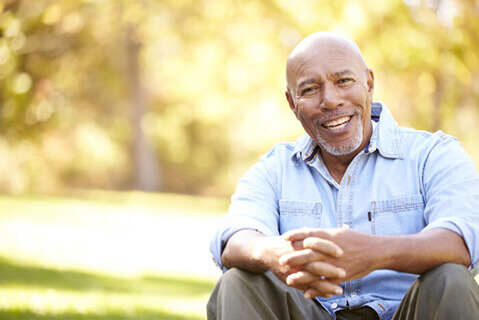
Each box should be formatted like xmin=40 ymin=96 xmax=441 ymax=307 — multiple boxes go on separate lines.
xmin=286 ymin=46 xmax=374 ymax=157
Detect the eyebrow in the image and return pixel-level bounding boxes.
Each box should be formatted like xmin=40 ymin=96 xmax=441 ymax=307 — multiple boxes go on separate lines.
xmin=298 ymin=78 xmax=316 ymax=90
xmin=331 ymin=69 xmax=355 ymax=78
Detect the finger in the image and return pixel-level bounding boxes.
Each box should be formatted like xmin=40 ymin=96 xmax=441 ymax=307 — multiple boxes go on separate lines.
xmin=286 ymin=270 xmax=318 ymax=287
xmin=303 ymin=237 xmax=343 ymax=257
xmin=304 ymin=289 xmax=330 ymax=299
xmin=283 ymin=228 xmax=318 ymax=241
xmin=279 ymin=249 xmax=326 ymax=266
xmin=291 ymin=239 xmax=304 ymax=250
xmin=304 ymin=280 xmax=343 ymax=299
xmin=303 ymin=261 xmax=347 ymax=279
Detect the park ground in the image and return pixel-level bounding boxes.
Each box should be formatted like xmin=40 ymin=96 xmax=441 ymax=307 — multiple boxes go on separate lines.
xmin=1 ymin=192 xmax=478 ymax=320
xmin=0 ymin=191 xmax=224 ymax=320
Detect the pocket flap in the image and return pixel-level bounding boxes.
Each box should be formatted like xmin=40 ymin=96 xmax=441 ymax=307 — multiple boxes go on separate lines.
xmin=371 ymin=194 xmax=424 ymax=214
xmin=278 ymin=200 xmax=321 ymax=214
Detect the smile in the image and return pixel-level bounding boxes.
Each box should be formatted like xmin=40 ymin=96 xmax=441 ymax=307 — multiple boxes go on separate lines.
xmin=322 ymin=116 xmax=352 ymax=130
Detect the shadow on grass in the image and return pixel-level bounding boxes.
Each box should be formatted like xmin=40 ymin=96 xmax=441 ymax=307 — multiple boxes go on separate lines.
xmin=0 ymin=256 xmax=215 ymax=297
xmin=0 ymin=308 xmax=204 ymax=320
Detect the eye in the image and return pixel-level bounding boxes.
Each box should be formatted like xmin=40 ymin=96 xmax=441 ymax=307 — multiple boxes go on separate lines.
xmin=338 ymin=78 xmax=354 ymax=86
xmin=301 ymin=87 xmax=318 ymax=96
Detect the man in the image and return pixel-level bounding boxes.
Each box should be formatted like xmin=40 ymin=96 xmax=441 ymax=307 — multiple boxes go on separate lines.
xmin=207 ymin=32 xmax=479 ymax=320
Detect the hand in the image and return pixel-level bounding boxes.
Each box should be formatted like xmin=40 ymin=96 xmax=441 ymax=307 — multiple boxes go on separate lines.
xmin=278 ymin=236 xmax=347 ymax=298
xmin=281 ymin=228 xmax=380 ymax=298
xmin=275 ymin=235 xmax=347 ymax=297
xmin=254 ymin=235 xmax=345 ymax=290
xmin=252 ymin=235 xmax=304 ymax=284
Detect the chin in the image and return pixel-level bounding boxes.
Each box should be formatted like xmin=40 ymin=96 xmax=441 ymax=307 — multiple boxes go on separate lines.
xmin=321 ymin=143 xmax=360 ymax=157
xmin=317 ymin=131 xmax=363 ymax=157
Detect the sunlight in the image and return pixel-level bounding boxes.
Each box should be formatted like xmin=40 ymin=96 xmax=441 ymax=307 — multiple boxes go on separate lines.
xmin=0 ymin=195 xmax=222 ymax=279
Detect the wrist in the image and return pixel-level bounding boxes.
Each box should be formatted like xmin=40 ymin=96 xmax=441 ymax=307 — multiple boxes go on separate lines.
xmin=252 ymin=235 xmax=271 ymax=272
xmin=372 ymin=235 xmax=399 ymax=270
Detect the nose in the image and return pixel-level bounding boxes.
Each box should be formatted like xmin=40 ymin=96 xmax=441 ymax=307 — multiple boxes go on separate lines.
xmin=319 ymin=83 xmax=342 ymax=111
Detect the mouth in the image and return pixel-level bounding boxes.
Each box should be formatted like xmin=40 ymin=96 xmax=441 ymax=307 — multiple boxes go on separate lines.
xmin=321 ymin=116 xmax=352 ymax=130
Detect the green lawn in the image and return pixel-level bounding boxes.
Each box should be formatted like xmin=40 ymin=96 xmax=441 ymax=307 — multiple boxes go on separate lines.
xmin=1 ymin=192 xmax=477 ymax=320
xmin=0 ymin=191 xmax=227 ymax=320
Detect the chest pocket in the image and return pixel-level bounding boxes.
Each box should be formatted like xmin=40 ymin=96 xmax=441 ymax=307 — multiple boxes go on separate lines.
xmin=278 ymin=200 xmax=321 ymax=234
xmin=371 ymin=194 xmax=425 ymax=235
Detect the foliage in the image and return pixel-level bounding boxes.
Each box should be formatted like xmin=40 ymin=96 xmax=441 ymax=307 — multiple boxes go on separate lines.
xmin=0 ymin=0 xmax=478 ymax=196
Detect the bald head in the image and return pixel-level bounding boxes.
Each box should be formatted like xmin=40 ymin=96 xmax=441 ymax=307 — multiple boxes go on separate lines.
xmin=286 ymin=32 xmax=368 ymax=89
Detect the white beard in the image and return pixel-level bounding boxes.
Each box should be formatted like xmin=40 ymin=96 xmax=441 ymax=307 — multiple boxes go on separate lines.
xmin=314 ymin=110 xmax=363 ymax=156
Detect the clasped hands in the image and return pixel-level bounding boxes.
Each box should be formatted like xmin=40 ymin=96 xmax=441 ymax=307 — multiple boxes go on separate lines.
xmin=270 ymin=228 xmax=376 ymax=299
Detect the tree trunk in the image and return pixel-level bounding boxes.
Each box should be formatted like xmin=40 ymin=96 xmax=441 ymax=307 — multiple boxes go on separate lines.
xmin=125 ymin=26 xmax=162 ymax=191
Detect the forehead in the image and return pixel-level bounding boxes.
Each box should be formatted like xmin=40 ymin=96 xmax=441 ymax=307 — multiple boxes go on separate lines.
xmin=288 ymin=44 xmax=365 ymax=87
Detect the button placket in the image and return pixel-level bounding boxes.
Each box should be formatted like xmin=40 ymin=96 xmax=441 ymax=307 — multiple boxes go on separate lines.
xmin=336 ymin=151 xmax=365 ymax=229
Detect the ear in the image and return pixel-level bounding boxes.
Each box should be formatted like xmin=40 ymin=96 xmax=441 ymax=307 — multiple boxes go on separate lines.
xmin=366 ymin=69 xmax=374 ymax=101
xmin=285 ymin=89 xmax=298 ymax=118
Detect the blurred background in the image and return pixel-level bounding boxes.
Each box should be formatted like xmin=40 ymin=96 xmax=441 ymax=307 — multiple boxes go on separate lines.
xmin=0 ymin=0 xmax=478 ymax=319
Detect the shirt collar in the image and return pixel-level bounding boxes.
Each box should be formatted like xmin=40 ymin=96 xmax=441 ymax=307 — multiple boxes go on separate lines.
xmin=368 ymin=101 xmax=404 ymax=159
xmin=291 ymin=135 xmax=319 ymax=165
xmin=291 ymin=101 xmax=403 ymax=164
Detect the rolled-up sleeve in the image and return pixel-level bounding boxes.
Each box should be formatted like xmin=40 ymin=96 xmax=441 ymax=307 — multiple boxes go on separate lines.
xmin=210 ymin=147 xmax=282 ymax=270
xmin=421 ymin=136 xmax=479 ymax=268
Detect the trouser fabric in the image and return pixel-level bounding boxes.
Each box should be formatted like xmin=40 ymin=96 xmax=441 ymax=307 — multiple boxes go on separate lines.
xmin=207 ymin=263 xmax=479 ymax=320
xmin=206 ymin=268 xmax=378 ymax=320
xmin=392 ymin=263 xmax=479 ymax=320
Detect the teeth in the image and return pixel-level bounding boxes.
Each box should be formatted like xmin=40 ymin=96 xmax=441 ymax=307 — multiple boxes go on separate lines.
xmin=323 ymin=116 xmax=351 ymax=128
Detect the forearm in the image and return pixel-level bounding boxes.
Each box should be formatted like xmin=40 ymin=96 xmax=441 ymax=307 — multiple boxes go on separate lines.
xmin=377 ymin=228 xmax=471 ymax=274
xmin=221 ymin=229 xmax=270 ymax=272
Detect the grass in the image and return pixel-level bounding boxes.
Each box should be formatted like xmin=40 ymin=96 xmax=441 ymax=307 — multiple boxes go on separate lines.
xmin=0 ymin=257 xmax=214 ymax=319
xmin=0 ymin=191 xmax=223 ymax=319
xmin=1 ymin=191 xmax=476 ymax=320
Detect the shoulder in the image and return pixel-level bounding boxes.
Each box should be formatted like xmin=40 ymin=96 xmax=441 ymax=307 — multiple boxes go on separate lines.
xmin=397 ymin=127 xmax=474 ymax=178
xmin=264 ymin=141 xmax=295 ymax=157
xmin=262 ymin=135 xmax=310 ymax=160
xmin=398 ymin=127 xmax=460 ymax=155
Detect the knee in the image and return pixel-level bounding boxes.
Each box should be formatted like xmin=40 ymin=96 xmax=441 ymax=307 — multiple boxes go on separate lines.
xmin=419 ymin=263 xmax=472 ymax=293
xmin=221 ymin=268 xmax=255 ymax=284
xmin=218 ymin=268 xmax=264 ymax=292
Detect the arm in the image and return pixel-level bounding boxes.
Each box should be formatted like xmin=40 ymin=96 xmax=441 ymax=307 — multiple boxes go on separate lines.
xmin=378 ymin=228 xmax=470 ymax=273
xmin=281 ymin=227 xmax=470 ymax=298
xmin=283 ymin=136 xmax=479 ymax=298
xmin=221 ymin=229 xmax=346 ymax=293
xmin=222 ymin=229 xmax=298 ymax=277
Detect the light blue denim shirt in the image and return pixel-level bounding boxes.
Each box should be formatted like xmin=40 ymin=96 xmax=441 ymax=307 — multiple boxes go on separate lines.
xmin=210 ymin=102 xmax=479 ymax=320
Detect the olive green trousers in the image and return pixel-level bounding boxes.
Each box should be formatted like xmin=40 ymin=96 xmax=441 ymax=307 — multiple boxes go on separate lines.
xmin=207 ymin=263 xmax=479 ymax=320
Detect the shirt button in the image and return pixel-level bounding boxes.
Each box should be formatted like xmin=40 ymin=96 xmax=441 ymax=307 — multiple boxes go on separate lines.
xmin=342 ymin=224 xmax=350 ymax=229
xmin=331 ymin=303 xmax=338 ymax=309
xmin=350 ymin=292 xmax=357 ymax=297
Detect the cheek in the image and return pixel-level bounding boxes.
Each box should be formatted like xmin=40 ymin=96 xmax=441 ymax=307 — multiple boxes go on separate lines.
xmin=349 ymin=83 xmax=369 ymax=100
xmin=296 ymin=103 xmax=313 ymax=120
xmin=297 ymin=113 xmax=318 ymax=136
xmin=343 ymin=88 xmax=370 ymax=113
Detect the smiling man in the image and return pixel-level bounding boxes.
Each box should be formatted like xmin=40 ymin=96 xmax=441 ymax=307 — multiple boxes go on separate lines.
xmin=285 ymin=34 xmax=374 ymax=182
xmin=207 ymin=33 xmax=479 ymax=320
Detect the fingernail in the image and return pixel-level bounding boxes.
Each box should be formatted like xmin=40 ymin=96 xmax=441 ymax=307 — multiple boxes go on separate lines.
xmin=336 ymin=249 xmax=343 ymax=256
xmin=338 ymin=269 xmax=346 ymax=278
xmin=335 ymin=288 xmax=343 ymax=295
xmin=304 ymin=293 xmax=312 ymax=299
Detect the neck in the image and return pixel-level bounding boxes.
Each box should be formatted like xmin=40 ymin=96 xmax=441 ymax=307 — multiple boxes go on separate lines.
xmin=320 ymin=122 xmax=373 ymax=184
